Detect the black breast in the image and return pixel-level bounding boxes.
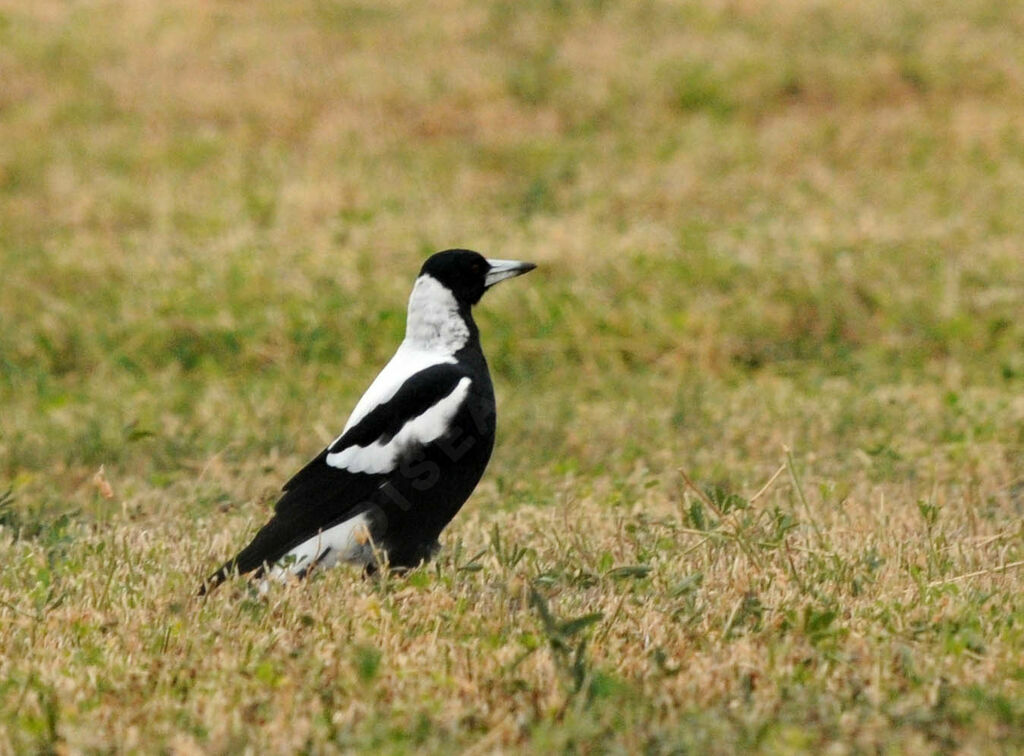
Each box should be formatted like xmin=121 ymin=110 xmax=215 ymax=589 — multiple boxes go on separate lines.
xmin=370 ymin=374 xmax=496 ymax=567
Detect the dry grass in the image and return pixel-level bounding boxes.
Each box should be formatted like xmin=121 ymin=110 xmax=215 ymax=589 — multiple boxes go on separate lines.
xmin=1 ymin=0 xmax=1022 ymax=752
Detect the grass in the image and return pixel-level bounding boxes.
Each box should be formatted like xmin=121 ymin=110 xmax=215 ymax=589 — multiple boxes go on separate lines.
xmin=1 ymin=0 xmax=1022 ymax=751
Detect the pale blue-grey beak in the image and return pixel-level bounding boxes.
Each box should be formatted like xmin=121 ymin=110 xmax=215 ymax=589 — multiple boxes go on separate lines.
xmin=484 ymin=258 xmax=536 ymax=288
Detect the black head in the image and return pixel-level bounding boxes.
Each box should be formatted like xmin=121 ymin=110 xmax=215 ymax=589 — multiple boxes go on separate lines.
xmin=419 ymin=249 xmax=536 ymax=305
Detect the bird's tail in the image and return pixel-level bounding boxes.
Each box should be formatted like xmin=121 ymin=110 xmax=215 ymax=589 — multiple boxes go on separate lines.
xmin=197 ymin=560 xmax=265 ymax=596
xmin=197 ymin=563 xmax=230 ymax=596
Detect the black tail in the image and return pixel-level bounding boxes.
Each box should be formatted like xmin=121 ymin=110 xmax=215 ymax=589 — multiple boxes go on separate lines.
xmin=197 ymin=511 xmax=304 ymax=596
xmin=198 ymin=491 xmax=360 ymax=595
xmin=197 ymin=562 xmax=232 ymax=596
xmin=197 ymin=560 xmax=267 ymax=596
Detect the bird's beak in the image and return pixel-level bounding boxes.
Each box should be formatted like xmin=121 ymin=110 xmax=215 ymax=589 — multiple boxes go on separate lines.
xmin=484 ymin=259 xmax=537 ymax=288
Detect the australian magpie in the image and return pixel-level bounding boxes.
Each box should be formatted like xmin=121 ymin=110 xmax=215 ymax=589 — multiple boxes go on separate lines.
xmin=200 ymin=249 xmax=535 ymax=593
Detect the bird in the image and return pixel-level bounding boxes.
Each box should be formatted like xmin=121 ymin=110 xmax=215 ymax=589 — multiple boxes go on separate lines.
xmin=200 ymin=249 xmax=535 ymax=594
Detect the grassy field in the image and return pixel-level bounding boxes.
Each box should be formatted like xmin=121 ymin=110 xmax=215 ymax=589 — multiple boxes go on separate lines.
xmin=2 ymin=0 xmax=1023 ymax=751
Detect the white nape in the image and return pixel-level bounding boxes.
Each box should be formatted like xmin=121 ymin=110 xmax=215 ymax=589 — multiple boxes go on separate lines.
xmin=404 ymin=274 xmax=470 ymax=354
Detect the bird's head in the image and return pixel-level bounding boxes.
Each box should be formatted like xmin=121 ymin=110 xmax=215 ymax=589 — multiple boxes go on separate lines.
xmin=418 ymin=249 xmax=536 ymax=306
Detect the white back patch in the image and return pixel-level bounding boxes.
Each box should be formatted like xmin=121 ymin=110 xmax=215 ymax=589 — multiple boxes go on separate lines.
xmin=326 ymin=377 xmax=472 ymax=474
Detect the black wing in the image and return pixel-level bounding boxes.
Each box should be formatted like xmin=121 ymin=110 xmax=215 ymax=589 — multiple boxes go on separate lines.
xmin=200 ymin=364 xmax=472 ymax=593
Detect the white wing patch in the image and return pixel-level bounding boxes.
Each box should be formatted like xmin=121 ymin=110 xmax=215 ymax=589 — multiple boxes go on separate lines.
xmin=326 ymin=377 xmax=472 ymax=475
xmin=269 ymin=512 xmax=375 ymax=581
xmin=339 ymin=342 xmax=456 ymax=437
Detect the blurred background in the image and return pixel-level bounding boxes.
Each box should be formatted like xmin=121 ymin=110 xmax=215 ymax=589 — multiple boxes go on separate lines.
xmin=2 ymin=0 xmax=1022 ymax=519
xmin=1 ymin=1 xmax=1022 ymax=751
xmin=2 ymin=0 xmax=1024 ymax=520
